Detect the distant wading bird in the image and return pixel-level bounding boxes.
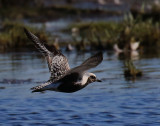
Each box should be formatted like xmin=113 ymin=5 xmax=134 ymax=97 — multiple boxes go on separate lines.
xmin=24 ymin=28 xmax=103 ymax=93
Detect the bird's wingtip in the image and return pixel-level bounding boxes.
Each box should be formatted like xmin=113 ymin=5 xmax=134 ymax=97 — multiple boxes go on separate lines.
xmin=23 ymin=27 xmax=28 ymax=33
xmin=96 ymin=51 xmax=103 ymax=61
xmin=23 ymin=27 xmax=31 ymax=37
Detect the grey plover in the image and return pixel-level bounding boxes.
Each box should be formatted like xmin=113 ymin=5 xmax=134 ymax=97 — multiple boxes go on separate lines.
xmin=24 ymin=28 xmax=103 ymax=93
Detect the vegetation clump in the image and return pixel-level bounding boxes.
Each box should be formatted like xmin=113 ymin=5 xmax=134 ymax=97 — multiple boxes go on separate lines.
xmin=68 ymin=14 xmax=160 ymax=51
xmin=124 ymin=60 xmax=143 ymax=80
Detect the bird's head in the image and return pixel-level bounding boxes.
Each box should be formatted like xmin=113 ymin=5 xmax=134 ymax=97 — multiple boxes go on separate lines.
xmin=87 ymin=73 xmax=102 ymax=84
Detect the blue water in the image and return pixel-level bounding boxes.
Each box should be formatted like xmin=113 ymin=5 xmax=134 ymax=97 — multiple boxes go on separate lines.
xmin=0 ymin=51 xmax=160 ymax=126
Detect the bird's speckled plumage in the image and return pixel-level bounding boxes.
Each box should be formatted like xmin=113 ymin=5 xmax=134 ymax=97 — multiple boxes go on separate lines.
xmin=24 ymin=28 xmax=103 ymax=93
xmin=24 ymin=28 xmax=70 ymax=82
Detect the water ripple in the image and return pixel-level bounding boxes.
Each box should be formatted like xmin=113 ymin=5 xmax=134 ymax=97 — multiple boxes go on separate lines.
xmin=0 ymin=52 xmax=160 ymax=126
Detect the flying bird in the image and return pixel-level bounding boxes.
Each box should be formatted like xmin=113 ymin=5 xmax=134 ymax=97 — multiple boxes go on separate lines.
xmin=24 ymin=28 xmax=103 ymax=93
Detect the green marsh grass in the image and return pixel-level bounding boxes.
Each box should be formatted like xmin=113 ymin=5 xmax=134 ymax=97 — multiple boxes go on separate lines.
xmin=0 ymin=20 xmax=48 ymax=51
xmin=124 ymin=60 xmax=143 ymax=80
xmin=68 ymin=14 xmax=160 ymax=51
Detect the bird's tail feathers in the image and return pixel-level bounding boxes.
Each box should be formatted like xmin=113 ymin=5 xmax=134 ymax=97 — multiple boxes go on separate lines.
xmin=31 ymin=81 xmax=53 ymax=92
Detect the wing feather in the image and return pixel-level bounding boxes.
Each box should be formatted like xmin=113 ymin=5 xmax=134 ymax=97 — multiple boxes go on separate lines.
xmin=69 ymin=52 xmax=103 ymax=74
xmin=24 ymin=28 xmax=70 ymax=81
xmin=24 ymin=28 xmax=51 ymax=56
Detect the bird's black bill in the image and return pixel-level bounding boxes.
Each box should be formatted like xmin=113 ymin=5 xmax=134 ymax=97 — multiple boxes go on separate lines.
xmin=96 ymin=79 xmax=102 ymax=82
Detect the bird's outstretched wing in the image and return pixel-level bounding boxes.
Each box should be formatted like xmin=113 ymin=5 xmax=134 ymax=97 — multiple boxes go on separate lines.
xmin=69 ymin=52 xmax=103 ymax=74
xmin=24 ymin=28 xmax=70 ymax=81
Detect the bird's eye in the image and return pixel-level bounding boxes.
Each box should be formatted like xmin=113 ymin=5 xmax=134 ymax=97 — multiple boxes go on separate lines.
xmin=90 ymin=76 xmax=96 ymax=79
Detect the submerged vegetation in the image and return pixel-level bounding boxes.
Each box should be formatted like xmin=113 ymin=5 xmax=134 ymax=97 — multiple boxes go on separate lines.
xmin=124 ymin=60 xmax=143 ymax=80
